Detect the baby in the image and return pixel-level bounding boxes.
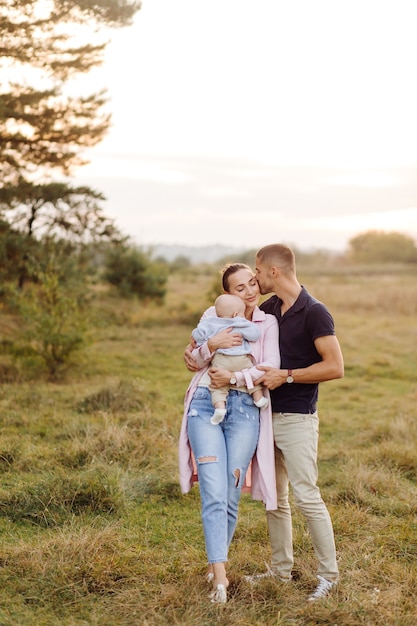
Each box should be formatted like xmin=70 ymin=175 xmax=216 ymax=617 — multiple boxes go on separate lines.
xmin=192 ymin=293 xmax=269 ymax=424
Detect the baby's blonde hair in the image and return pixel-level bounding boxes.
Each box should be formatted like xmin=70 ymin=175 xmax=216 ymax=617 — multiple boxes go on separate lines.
xmin=215 ymin=294 xmax=245 ymax=318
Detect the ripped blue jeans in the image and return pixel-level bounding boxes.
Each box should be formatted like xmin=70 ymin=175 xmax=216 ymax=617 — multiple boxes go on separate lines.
xmin=187 ymin=386 xmax=260 ymax=563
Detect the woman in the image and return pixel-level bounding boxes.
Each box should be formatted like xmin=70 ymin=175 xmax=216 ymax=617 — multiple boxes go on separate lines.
xmin=178 ymin=263 xmax=280 ymax=603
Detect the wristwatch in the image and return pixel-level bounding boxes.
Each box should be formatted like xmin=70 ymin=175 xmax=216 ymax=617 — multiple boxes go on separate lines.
xmin=230 ymin=374 xmax=237 ymax=385
xmin=286 ymin=369 xmax=294 ymax=383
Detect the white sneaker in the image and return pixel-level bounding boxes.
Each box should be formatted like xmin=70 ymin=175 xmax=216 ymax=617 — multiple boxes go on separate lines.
xmin=307 ymin=575 xmax=337 ymax=601
xmin=243 ymin=563 xmax=292 ymax=585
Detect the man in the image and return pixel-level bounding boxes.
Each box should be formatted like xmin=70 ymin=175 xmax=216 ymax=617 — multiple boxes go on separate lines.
xmin=248 ymin=243 xmax=344 ymax=601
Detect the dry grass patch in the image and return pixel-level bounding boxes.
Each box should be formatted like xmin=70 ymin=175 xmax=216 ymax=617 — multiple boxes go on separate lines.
xmin=0 ymin=523 xmax=140 ymax=605
xmin=0 ymin=468 xmax=125 ymax=526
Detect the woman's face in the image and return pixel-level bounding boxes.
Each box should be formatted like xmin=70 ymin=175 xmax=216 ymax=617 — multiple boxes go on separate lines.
xmin=225 ymin=268 xmax=260 ymax=315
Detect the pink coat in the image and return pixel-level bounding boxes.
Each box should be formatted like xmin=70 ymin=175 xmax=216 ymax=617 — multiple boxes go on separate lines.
xmin=178 ymin=306 xmax=280 ymax=510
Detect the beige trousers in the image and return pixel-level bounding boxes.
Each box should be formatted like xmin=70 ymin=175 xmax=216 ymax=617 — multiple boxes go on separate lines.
xmin=266 ymin=412 xmax=339 ymax=582
xmin=209 ymin=352 xmax=263 ymax=405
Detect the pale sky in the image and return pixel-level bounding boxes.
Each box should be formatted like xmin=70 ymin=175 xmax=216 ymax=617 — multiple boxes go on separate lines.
xmin=75 ymin=0 xmax=417 ymax=253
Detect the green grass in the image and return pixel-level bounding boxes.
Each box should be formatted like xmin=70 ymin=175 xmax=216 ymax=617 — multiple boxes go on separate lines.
xmin=0 ymin=267 xmax=417 ymax=625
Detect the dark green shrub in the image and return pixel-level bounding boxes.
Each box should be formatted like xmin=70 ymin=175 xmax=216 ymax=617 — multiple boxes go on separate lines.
xmin=9 ymin=257 xmax=91 ymax=379
xmin=104 ymin=245 xmax=168 ymax=301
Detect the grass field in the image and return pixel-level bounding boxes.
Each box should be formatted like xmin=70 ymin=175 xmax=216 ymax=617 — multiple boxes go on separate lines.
xmin=0 ymin=264 xmax=416 ymax=625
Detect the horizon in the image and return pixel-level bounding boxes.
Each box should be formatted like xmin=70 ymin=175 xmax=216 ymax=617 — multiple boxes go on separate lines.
xmin=76 ymin=157 xmax=417 ymax=252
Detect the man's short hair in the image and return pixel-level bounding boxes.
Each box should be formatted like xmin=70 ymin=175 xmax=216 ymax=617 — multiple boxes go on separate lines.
xmin=256 ymin=244 xmax=295 ymax=274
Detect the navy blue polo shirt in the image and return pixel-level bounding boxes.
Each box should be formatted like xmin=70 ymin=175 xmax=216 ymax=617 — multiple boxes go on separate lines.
xmin=260 ymin=286 xmax=336 ymax=414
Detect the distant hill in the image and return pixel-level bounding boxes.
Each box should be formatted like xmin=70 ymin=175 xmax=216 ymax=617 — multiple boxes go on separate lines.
xmin=147 ymin=244 xmax=249 ymax=264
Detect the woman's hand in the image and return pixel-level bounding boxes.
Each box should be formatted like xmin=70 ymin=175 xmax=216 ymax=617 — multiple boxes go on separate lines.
xmin=208 ymin=367 xmax=233 ymax=389
xmin=207 ymin=328 xmax=242 ymax=352
xmin=184 ymin=342 xmax=199 ymax=371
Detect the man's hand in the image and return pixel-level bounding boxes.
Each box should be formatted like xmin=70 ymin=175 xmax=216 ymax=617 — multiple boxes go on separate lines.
xmin=256 ymin=366 xmax=286 ymax=390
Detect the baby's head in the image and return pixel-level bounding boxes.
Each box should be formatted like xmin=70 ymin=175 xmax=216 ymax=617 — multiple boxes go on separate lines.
xmin=215 ymin=294 xmax=246 ymax=318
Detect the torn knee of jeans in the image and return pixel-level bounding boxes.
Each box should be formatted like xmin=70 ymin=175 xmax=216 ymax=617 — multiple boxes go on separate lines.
xmin=233 ymin=468 xmax=241 ymax=488
xmin=197 ymin=455 xmax=217 ymax=464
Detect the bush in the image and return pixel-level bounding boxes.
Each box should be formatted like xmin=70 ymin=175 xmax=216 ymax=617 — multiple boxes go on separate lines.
xmin=8 ymin=257 xmax=91 ymax=379
xmin=104 ymin=244 xmax=168 ymax=301
xmin=348 ymin=230 xmax=417 ymax=264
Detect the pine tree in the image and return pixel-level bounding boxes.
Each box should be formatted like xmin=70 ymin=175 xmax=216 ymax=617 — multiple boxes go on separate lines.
xmin=0 ymin=0 xmax=141 ymax=243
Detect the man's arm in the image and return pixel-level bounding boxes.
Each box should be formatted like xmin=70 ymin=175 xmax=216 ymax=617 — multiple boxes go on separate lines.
xmin=256 ymin=335 xmax=344 ymax=389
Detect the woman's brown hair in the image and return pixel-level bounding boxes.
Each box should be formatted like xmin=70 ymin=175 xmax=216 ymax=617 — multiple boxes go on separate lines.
xmin=220 ymin=263 xmax=254 ymax=292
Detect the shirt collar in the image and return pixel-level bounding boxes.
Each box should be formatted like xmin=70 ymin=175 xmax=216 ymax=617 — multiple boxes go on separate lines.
xmin=276 ymin=286 xmax=309 ymax=316
xmin=251 ymin=306 xmax=267 ymax=322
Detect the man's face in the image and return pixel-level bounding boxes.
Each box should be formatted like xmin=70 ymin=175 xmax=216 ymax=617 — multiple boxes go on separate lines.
xmin=255 ymin=257 xmax=273 ymax=295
